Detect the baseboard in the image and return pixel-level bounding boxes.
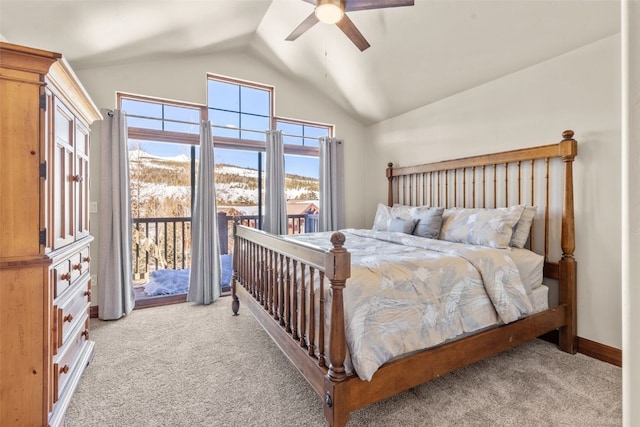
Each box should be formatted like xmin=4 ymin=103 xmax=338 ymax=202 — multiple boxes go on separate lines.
xmin=539 ymin=330 xmax=622 ymax=367
xmin=134 ymin=293 xmax=186 ymax=309
xmin=577 ymin=336 xmax=622 ymax=367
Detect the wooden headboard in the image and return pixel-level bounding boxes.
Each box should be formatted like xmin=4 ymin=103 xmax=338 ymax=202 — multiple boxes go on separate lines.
xmin=385 ymin=130 xmax=578 ymax=350
xmin=386 ymin=130 xmax=577 ymax=266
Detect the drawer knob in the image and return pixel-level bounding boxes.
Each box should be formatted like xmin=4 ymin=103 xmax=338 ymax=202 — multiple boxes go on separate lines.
xmin=83 ymin=256 xmax=91 ymax=263
xmin=73 ymin=263 xmax=83 ymax=271
xmin=72 ymin=175 xmax=83 ymax=183
xmin=81 ymin=329 xmax=89 ymax=339
xmin=84 ymin=290 xmax=92 ymax=298
xmin=60 ymin=365 xmax=69 ymax=374
xmin=60 ymin=272 xmax=71 ymax=281
xmin=63 ymin=314 xmax=73 ymax=323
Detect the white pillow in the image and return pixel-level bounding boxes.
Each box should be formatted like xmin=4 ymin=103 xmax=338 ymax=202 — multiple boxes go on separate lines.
xmin=440 ymin=205 xmax=525 ymax=249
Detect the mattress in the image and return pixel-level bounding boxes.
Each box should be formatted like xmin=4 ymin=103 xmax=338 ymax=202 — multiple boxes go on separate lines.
xmin=529 ymin=284 xmax=549 ymax=313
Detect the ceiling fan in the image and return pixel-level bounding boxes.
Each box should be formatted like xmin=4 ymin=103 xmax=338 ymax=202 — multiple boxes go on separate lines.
xmin=285 ymin=0 xmax=415 ymax=52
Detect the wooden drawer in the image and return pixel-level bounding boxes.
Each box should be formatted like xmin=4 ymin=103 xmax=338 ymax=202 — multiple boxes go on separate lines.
xmin=53 ymin=258 xmax=72 ymax=297
xmin=53 ymin=244 xmax=90 ymax=298
xmin=53 ymin=277 xmax=91 ymax=353
xmin=70 ymin=246 xmax=91 ymax=283
xmin=53 ymin=315 xmax=90 ymax=403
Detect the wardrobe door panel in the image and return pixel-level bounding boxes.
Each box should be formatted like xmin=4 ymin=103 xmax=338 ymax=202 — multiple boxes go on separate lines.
xmin=52 ymin=99 xmax=75 ymax=249
xmin=75 ymin=121 xmax=90 ymax=240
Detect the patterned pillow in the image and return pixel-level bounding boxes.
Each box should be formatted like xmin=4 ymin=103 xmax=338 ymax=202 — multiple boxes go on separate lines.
xmin=510 ymin=205 xmax=537 ymax=248
xmin=440 ymin=205 xmax=525 ymax=249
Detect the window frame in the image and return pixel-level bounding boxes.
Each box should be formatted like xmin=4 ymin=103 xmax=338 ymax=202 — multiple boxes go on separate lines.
xmin=207 ymin=73 xmax=274 ymax=148
xmin=118 ymin=87 xmax=334 ymax=158
xmin=118 ymin=92 xmax=206 ymax=146
xmin=275 ymin=116 xmax=334 ymax=157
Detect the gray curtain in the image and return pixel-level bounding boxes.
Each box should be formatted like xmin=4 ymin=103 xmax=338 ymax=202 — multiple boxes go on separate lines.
xmin=263 ymin=129 xmax=288 ymax=235
xmin=319 ymin=137 xmax=345 ymax=232
xmin=98 ymin=109 xmax=135 ymax=320
xmin=187 ymin=121 xmax=221 ymax=305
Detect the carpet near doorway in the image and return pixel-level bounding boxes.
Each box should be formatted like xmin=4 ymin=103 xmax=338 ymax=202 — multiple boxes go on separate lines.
xmin=65 ymin=300 xmax=621 ymax=427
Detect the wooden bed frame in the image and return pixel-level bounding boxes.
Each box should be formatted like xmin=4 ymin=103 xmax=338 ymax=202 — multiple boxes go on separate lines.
xmin=231 ymin=130 xmax=578 ymax=426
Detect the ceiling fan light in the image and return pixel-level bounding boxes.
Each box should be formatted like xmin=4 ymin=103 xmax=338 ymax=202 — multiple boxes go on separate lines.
xmin=315 ymin=0 xmax=344 ymax=24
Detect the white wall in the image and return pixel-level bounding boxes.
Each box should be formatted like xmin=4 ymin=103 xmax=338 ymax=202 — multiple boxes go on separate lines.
xmin=365 ymin=35 xmax=622 ymax=349
xmin=74 ymin=50 xmax=368 ymax=304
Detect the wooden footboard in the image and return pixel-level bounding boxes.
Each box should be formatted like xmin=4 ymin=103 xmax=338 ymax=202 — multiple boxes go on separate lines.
xmin=231 ymin=131 xmax=578 ymax=426
xmin=231 ymin=225 xmax=351 ymax=390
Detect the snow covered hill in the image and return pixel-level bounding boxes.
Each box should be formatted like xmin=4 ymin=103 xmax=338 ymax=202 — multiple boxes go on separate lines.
xmin=128 ymin=149 xmax=318 ymax=209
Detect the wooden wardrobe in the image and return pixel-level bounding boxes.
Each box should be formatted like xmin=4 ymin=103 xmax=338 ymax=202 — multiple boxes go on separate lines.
xmin=0 ymin=42 xmax=101 ymax=426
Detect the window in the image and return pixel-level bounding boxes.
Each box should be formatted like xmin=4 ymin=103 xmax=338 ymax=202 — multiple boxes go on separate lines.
xmin=118 ymin=75 xmax=334 ymax=298
xmin=275 ymin=117 xmax=331 ymax=202
xmin=122 ymin=97 xmax=200 ymax=134
xmin=206 ymin=75 xmax=331 ymax=235
xmin=119 ymin=95 xmax=202 ymax=285
xmin=208 ymin=76 xmax=272 ymax=144
xmin=277 ymin=118 xmax=329 ymax=149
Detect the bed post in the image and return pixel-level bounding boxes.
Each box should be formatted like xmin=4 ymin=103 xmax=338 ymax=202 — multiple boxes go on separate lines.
xmin=231 ymin=217 xmax=240 ymax=316
xmin=324 ymin=232 xmax=351 ymax=427
xmin=325 ymin=232 xmax=350 ymax=381
xmin=558 ymin=130 xmax=578 ymax=354
xmin=386 ymin=162 xmax=394 ymax=206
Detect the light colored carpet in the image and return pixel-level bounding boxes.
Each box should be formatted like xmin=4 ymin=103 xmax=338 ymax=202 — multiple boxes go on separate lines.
xmin=66 ymin=299 xmax=621 ymax=426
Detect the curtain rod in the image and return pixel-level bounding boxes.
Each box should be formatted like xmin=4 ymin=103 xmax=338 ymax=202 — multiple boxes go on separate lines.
xmin=119 ymin=112 xmax=323 ymax=140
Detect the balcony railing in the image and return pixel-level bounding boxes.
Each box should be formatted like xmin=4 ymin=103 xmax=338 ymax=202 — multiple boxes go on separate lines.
xmin=132 ymin=212 xmax=319 ymax=281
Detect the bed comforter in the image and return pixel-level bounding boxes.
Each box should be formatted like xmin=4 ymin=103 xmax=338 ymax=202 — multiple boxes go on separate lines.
xmin=286 ymin=229 xmax=534 ymax=381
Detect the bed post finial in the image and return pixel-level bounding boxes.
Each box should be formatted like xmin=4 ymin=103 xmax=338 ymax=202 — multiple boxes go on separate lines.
xmin=387 ymin=163 xmax=394 ymax=207
xmin=562 ymin=130 xmax=574 ymax=140
xmin=330 ymin=232 xmax=346 ymax=248
xmin=326 ymin=232 xmax=350 ymax=382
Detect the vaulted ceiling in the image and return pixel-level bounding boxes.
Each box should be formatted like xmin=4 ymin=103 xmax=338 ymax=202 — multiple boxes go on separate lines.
xmin=0 ymin=0 xmax=620 ymax=125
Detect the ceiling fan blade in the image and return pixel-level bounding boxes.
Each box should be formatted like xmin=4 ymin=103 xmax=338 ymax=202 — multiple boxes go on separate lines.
xmin=335 ymin=14 xmax=370 ymax=51
xmin=344 ymin=0 xmax=414 ymax=12
xmin=285 ymin=12 xmax=320 ymax=41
